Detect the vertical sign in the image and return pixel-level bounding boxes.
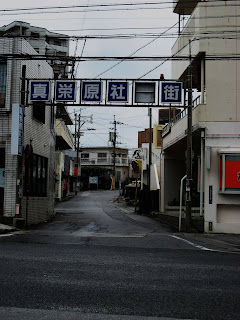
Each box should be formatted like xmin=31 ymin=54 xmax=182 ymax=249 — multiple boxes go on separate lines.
xmin=161 ymin=82 xmax=182 ymax=103
xmin=209 ymin=185 xmax=213 ymax=204
xmin=29 ymin=81 xmax=50 ymax=101
xmin=107 ymin=82 xmax=128 ymax=102
xmin=55 ymin=80 xmax=76 ymax=102
xmin=11 ymin=104 xmax=23 ymax=155
xmin=81 ymin=81 xmax=102 ymax=103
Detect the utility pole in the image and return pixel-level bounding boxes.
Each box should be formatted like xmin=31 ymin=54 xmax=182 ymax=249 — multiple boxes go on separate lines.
xmin=113 ymin=115 xmax=117 ymax=190
xmin=74 ymin=112 xmax=93 ymax=195
xmin=185 ymin=40 xmax=193 ymax=232
xmin=148 ymin=107 xmax=152 ymax=191
xmin=75 ymin=113 xmax=80 ymax=195
xmin=74 ymin=111 xmax=77 ymax=150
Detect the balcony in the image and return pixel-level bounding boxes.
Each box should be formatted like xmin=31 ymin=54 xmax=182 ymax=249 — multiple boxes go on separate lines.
xmin=80 ymin=157 xmax=128 ymax=166
xmin=55 ymin=119 xmax=73 ymax=150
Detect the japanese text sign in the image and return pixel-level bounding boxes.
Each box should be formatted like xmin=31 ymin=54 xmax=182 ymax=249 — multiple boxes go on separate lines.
xmin=81 ymin=81 xmax=102 ymax=102
xmin=55 ymin=81 xmax=76 ymax=102
xmin=11 ymin=104 xmax=23 ymax=155
xmin=107 ymin=82 xmax=128 ymax=103
xmin=161 ymin=82 xmax=182 ymax=104
xmin=29 ymin=81 xmax=50 ymax=101
xmin=89 ymin=176 xmax=98 ymax=184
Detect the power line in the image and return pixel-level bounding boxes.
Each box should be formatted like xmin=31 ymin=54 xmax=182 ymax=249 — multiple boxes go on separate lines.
xmin=93 ymin=21 xmax=179 ymax=78
xmin=1 ymin=0 xmax=239 ymax=15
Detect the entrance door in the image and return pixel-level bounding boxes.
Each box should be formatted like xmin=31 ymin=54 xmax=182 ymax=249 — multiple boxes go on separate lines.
xmin=0 ymin=148 xmax=5 ymax=218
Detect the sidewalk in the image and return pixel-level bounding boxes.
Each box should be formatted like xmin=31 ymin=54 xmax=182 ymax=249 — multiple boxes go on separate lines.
xmin=0 ymin=223 xmax=18 ymax=235
xmin=112 ymin=196 xmax=240 ymax=253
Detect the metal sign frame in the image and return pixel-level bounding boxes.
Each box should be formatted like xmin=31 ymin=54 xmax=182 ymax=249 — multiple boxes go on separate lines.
xmin=25 ymin=78 xmax=184 ymax=108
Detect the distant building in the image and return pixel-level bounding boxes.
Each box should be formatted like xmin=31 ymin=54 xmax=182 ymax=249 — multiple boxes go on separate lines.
xmin=0 ymin=21 xmax=70 ymax=78
xmin=79 ymin=147 xmax=129 ymax=190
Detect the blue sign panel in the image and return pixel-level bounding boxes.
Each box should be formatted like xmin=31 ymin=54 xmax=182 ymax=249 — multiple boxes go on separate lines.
xmin=81 ymin=81 xmax=102 ymax=102
xmin=55 ymin=81 xmax=76 ymax=102
xmin=107 ymin=82 xmax=128 ymax=103
xmin=161 ymin=82 xmax=182 ymax=103
xmin=29 ymin=81 xmax=50 ymax=101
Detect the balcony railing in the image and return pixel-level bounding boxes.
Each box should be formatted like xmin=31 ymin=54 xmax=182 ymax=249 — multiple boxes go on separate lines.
xmin=80 ymin=158 xmax=128 ymax=166
xmin=162 ymin=95 xmax=202 ymax=136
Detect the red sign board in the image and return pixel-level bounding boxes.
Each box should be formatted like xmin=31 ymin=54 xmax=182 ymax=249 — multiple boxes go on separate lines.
xmin=225 ymin=160 xmax=240 ymax=189
xmin=220 ymin=156 xmax=240 ymax=190
xmin=74 ymin=163 xmax=78 ymax=177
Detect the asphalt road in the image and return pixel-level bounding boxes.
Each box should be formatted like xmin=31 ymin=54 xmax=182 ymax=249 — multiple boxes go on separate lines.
xmin=0 ymin=190 xmax=239 ymax=320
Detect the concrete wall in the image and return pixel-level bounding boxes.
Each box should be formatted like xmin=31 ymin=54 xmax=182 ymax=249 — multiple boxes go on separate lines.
xmin=204 ymin=122 xmax=240 ymax=233
xmin=164 ymin=158 xmax=186 ymax=206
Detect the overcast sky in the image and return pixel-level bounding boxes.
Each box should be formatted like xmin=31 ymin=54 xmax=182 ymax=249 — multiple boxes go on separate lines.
xmin=1 ymin=0 xmax=179 ymax=149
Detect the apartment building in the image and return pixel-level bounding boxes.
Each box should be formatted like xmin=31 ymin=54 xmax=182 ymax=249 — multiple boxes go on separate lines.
xmin=0 ymin=21 xmax=74 ymax=225
xmin=160 ymin=0 xmax=240 ymax=233
xmin=80 ymin=147 xmax=129 ymax=190
xmin=0 ymin=37 xmax=55 ymax=226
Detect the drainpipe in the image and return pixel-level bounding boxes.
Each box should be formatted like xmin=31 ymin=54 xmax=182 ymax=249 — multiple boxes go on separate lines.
xmin=179 ymin=175 xmax=187 ymax=232
xmin=200 ymin=131 xmax=205 ymax=216
xmin=201 ymin=56 xmax=205 ymax=104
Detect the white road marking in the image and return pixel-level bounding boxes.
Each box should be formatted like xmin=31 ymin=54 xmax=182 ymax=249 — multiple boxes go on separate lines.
xmin=170 ymin=235 xmax=214 ymax=251
xmin=0 ymin=233 xmax=14 ymax=238
xmin=170 ymin=235 xmax=240 ymax=254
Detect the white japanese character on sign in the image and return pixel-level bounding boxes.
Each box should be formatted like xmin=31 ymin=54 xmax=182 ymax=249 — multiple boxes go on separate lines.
xmin=108 ymin=82 xmax=128 ymax=102
xmin=58 ymin=83 xmax=74 ymax=99
xmin=161 ymin=82 xmax=182 ymax=104
xmin=164 ymin=85 xmax=179 ymax=101
xmin=84 ymin=84 xmax=100 ymax=99
xmin=30 ymin=81 xmax=50 ymax=101
xmin=32 ymin=83 xmax=48 ymax=99
xmin=110 ymin=84 xmax=125 ymax=100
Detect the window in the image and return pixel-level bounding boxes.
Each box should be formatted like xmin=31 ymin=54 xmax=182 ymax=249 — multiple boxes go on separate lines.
xmin=97 ymin=153 xmax=107 ymax=163
xmin=53 ymin=39 xmax=62 ymax=46
xmin=31 ymin=32 xmax=40 ymax=39
xmin=98 ymin=153 xmax=107 ymax=158
xmin=33 ymin=102 xmax=45 ymax=123
xmin=81 ymin=153 xmax=89 ymax=163
xmin=81 ymin=153 xmax=89 ymax=159
xmin=24 ymin=153 xmax=48 ymax=197
xmin=0 ymin=64 xmax=7 ymax=108
xmin=219 ymin=154 xmax=240 ymax=193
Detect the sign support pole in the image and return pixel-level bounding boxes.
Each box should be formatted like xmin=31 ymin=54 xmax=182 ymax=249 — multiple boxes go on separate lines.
xmin=185 ymin=40 xmax=193 ymax=232
xmin=75 ymin=113 xmax=81 ymax=195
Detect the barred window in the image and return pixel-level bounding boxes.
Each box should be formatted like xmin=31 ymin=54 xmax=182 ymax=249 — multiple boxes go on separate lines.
xmin=0 ymin=63 xmax=7 ymax=108
xmin=98 ymin=153 xmax=107 ymax=158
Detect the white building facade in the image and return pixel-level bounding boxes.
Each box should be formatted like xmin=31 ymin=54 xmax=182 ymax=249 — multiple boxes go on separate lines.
xmin=0 ymin=37 xmax=55 ymax=226
xmin=161 ymin=0 xmax=240 ymax=233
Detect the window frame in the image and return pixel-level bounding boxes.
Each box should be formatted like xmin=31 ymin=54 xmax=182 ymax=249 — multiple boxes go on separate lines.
xmin=24 ymin=153 xmax=48 ymax=197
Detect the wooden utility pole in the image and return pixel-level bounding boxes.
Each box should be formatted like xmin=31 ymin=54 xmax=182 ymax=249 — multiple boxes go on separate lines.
xmin=74 ymin=112 xmax=77 ymax=150
xmin=185 ymin=40 xmax=193 ymax=232
xmin=112 ymin=115 xmax=117 ymax=190
xmin=148 ymin=107 xmax=152 ymax=192
xmin=75 ymin=113 xmax=80 ymax=195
